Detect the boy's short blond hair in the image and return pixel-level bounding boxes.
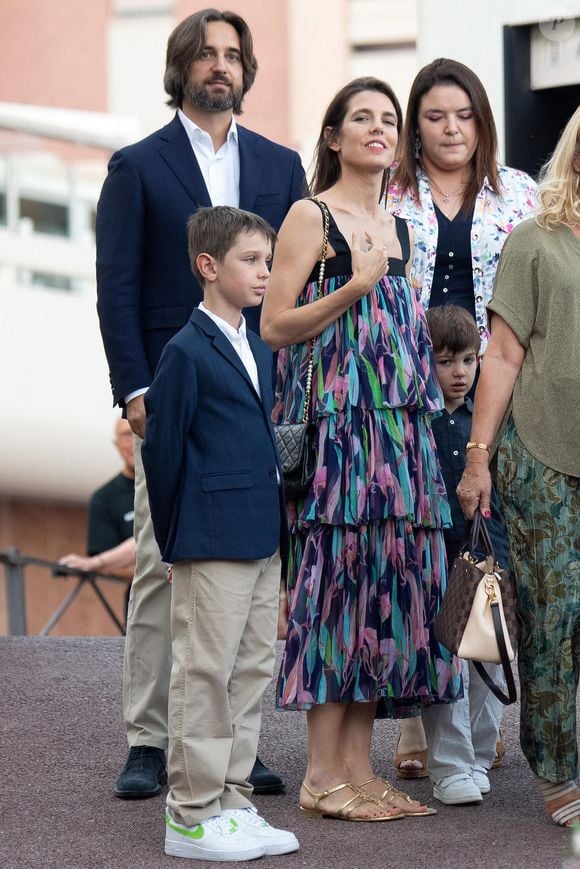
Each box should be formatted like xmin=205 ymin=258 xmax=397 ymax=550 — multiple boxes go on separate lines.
xmin=187 ymin=206 xmax=277 ymax=284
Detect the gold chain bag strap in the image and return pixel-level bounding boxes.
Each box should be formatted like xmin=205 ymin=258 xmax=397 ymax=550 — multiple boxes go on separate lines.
xmin=274 ymin=198 xmax=329 ymax=500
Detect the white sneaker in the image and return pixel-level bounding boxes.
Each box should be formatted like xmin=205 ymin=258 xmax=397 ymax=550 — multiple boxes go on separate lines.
xmin=223 ymin=807 xmax=299 ymax=856
xmin=472 ymin=768 xmax=491 ymax=794
xmin=164 ymin=810 xmax=266 ymax=861
xmin=433 ymin=773 xmax=483 ymax=805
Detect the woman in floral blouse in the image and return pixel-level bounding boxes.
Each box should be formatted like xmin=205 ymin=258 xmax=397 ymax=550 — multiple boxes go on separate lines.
xmin=388 ymin=57 xmax=536 ymax=352
xmin=386 ymin=58 xmax=536 ymax=806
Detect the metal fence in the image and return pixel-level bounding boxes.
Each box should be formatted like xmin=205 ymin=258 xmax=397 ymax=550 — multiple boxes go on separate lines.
xmin=0 ymin=547 xmax=127 ymax=636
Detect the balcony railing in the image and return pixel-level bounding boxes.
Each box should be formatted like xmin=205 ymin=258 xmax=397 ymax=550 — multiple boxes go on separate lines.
xmin=0 ymin=547 xmax=127 ymax=636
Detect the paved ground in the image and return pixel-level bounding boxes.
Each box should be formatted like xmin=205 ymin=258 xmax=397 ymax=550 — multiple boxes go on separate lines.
xmin=0 ymin=636 xmax=576 ymax=868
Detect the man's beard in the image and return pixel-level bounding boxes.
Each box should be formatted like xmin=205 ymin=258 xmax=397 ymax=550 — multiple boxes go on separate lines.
xmin=183 ymin=78 xmax=244 ymax=114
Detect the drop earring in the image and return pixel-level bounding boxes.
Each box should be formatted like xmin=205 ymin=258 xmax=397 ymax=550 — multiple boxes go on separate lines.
xmin=414 ymin=131 xmax=422 ymax=160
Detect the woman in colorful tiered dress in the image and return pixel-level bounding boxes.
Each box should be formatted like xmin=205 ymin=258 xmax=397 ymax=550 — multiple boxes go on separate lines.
xmin=261 ymin=77 xmax=461 ymax=822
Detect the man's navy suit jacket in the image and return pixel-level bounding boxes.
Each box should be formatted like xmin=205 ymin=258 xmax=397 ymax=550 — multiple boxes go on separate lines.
xmin=141 ymin=309 xmax=288 ymax=566
xmin=96 ymin=114 xmax=306 ymax=407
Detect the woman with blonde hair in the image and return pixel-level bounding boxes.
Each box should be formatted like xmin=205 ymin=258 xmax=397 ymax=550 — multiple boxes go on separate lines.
xmin=457 ymin=106 xmax=580 ymax=826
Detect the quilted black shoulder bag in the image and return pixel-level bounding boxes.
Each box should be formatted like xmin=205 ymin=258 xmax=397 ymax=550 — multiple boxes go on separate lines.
xmin=274 ymin=198 xmax=329 ymax=500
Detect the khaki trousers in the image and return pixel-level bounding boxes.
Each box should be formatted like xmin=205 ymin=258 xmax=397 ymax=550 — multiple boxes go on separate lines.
xmin=167 ymin=552 xmax=280 ymax=827
xmin=123 ymin=437 xmax=172 ymax=749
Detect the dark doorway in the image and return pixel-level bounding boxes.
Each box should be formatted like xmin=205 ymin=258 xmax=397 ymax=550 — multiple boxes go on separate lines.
xmin=504 ymin=23 xmax=580 ymax=179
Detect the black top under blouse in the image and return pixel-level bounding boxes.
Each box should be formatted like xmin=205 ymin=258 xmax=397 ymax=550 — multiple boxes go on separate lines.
xmin=430 ymin=203 xmax=476 ymax=320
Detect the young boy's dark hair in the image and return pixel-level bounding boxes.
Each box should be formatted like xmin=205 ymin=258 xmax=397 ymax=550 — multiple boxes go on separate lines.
xmin=187 ymin=206 xmax=277 ymax=283
xmin=425 ymin=303 xmax=510 ymax=569
xmin=426 ymin=304 xmax=481 ymax=355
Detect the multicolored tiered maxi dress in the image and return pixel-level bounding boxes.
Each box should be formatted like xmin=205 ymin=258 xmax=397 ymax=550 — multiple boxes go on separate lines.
xmin=274 ymin=211 xmax=462 ymax=716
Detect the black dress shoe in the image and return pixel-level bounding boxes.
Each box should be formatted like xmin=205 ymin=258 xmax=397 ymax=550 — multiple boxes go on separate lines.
xmin=249 ymin=756 xmax=285 ymax=794
xmin=114 ymin=746 xmax=167 ymax=799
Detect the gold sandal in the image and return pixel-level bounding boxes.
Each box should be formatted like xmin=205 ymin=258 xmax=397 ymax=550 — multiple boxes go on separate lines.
xmin=356 ymin=776 xmax=437 ymax=817
xmin=394 ymin=736 xmax=429 ymax=780
xmin=299 ymin=781 xmax=404 ymax=822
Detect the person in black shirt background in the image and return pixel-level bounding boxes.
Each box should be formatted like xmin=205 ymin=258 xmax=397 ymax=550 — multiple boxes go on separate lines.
xmin=59 ymin=417 xmax=135 ymax=620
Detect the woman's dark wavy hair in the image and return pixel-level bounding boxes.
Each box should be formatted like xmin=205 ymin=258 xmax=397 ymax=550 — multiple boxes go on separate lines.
xmin=391 ymin=58 xmax=500 ymax=213
xmin=311 ymin=77 xmax=403 ymax=201
xmin=164 ymin=8 xmax=258 ymax=111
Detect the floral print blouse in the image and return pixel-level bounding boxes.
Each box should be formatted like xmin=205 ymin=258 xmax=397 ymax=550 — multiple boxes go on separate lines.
xmin=387 ymin=165 xmax=537 ymax=350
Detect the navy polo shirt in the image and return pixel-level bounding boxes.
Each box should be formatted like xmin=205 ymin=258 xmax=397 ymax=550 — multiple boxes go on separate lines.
xmin=431 ymin=399 xmax=510 ymax=568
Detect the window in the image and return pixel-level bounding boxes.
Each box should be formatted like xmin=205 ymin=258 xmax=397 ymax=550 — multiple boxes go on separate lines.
xmin=19 ymin=198 xmax=69 ymax=237
xmin=30 ymin=272 xmax=73 ymax=291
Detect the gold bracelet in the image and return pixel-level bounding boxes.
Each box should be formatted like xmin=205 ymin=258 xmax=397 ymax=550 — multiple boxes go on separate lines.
xmin=466 ymin=441 xmax=491 ymax=454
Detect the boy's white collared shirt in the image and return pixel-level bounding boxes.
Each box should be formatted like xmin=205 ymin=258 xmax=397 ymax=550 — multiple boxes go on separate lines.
xmin=199 ymin=303 xmax=260 ymax=398
xmin=178 ymin=109 xmax=240 ymax=207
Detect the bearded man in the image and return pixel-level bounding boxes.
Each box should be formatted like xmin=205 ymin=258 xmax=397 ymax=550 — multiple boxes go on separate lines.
xmin=96 ymin=7 xmax=305 ymax=800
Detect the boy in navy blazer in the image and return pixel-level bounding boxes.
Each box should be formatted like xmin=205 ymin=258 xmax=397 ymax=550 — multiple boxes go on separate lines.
xmin=142 ymin=207 xmax=296 ymax=862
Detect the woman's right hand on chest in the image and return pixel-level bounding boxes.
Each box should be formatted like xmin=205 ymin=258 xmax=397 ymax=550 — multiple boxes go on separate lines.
xmin=349 ymin=231 xmax=389 ymax=297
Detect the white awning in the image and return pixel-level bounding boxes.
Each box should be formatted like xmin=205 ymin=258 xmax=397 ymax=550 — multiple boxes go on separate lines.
xmin=0 ymin=102 xmax=141 ymax=150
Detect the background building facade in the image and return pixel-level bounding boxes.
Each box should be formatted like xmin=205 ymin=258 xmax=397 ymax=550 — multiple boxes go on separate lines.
xmin=1 ymin=0 xmax=578 ymax=634
xmin=0 ymin=0 xmax=416 ymax=634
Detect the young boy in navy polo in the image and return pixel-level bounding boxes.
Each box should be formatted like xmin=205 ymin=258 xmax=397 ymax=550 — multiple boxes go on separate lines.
xmin=421 ymin=304 xmax=510 ymax=806
xmin=142 ymin=206 xmax=297 ymax=862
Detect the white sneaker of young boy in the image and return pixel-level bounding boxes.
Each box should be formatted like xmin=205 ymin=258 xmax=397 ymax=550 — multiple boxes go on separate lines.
xmin=222 ymin=806 xmax=299 ymax=855
xmin=164 ymin=809 xmax=265 ymax=862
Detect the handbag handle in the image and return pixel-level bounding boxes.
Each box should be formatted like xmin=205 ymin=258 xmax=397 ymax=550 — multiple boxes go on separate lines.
xmin=459 ymin=508 xmax=497 ymax=572
xmin=468 ymin=509 xmax=517 ymax=705
xmin=310 ymin=197 xmax=330 ymax=288
xmin=301 ymin=197 xmax=330 ymax=424
xmin=474 ymin=614 xmax=517 ymax=705
xmin=467 ymin=508 xmax=496 ymax=562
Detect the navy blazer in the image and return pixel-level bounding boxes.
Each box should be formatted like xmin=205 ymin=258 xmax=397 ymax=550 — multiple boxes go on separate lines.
xmin=142 ymin=309 xmax=288 ymax=565
xmin=96 ymin=114 xmax=306 ymax=406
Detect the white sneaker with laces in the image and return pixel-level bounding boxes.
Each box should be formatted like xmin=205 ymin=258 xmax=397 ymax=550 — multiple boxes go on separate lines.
xmin=164 ymin=810 xmax=266 ymax=861
xmin=223 ymin=807 xmax=299 ymax=855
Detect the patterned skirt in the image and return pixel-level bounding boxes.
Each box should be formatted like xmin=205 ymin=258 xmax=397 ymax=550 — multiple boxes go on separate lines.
xmin=276 ymin=406 xmax=462 ymax=714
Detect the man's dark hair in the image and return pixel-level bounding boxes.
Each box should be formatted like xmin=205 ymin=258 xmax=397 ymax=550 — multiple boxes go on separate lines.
xmin=426 ymin=304 xmax=481 ymax=355
xmin=187 ymin=206 xmax=276 ymax=282
xmin=164 ymin=8 xmax=258 ymax=111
